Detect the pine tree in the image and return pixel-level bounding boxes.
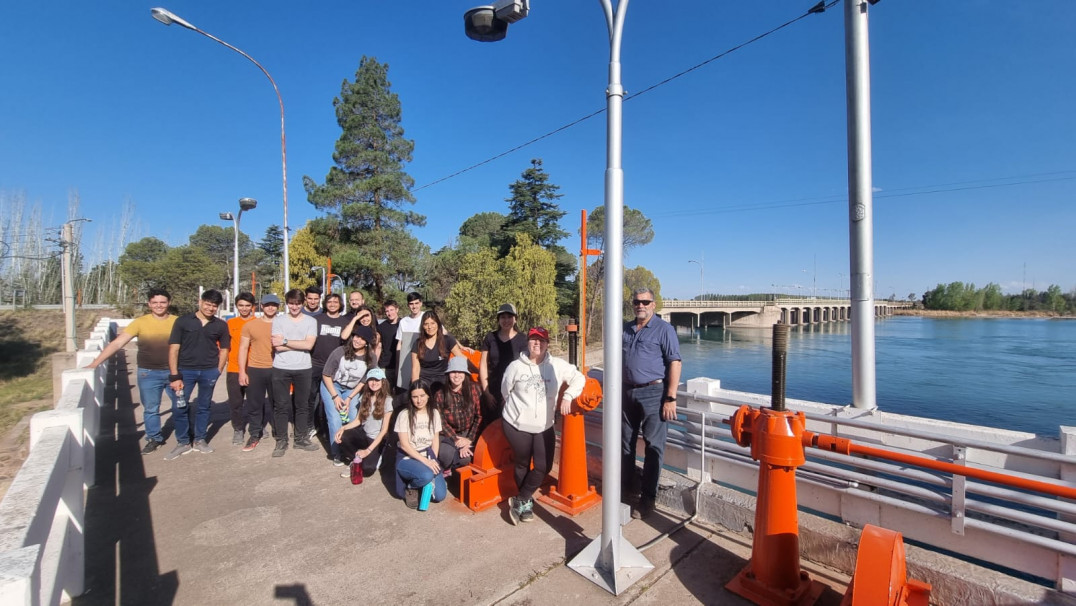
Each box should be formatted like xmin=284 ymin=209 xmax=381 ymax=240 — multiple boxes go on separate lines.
xmin=501 ymin=159 xmax=567 ymax=250
xmin=303 ymin=56 xmax=425 ymax=301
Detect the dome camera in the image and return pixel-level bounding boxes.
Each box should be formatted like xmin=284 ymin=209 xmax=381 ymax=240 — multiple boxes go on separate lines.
xmin=464 ymin=0 xmax=528 ymax=42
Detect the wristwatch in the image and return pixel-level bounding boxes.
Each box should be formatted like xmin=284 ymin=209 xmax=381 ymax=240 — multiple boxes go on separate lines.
xmin=282 ymin=338 xmax=289 ymax=346
xmin=662 ymin=396 xmax=676 ymax=403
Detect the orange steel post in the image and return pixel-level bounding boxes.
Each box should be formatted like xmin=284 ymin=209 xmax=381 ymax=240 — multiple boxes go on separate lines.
xmin=578 ymin=209 xmax=602 ymax=369
xmin=727 ymin=406 xmax=823 ymax=605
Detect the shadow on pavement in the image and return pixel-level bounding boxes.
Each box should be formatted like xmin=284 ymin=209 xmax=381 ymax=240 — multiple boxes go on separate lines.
xmin=74 ymin=351 xmax=179 ymax=606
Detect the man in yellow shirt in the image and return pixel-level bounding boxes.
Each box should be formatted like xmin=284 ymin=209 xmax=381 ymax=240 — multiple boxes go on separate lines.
xmin=87 ymin=288 xmax=177 ymax=455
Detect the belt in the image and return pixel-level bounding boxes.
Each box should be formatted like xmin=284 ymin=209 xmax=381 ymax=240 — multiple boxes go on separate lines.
xmin=624 ymin=379 xmax=662 ymax=389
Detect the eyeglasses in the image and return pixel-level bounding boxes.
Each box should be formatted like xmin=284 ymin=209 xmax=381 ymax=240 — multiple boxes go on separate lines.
xmin=632 ymin=299 xmax=653 ymax=306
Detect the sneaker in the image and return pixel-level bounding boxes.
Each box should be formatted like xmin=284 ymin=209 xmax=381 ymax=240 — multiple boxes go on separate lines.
xmin=140 ymin=440 xmax=163 ymax=455
xmin=193 ymin=439 xmax=214 ymax=454
xmin=332 ymin=456 xmax=345 ymax=467
xmin=307 ymin=427 xmax=317 ymax=441
xmin=164 ymin=443 xmax=192 ymax=461
xmin=242 ymin=437 xmax=260 ymax=452
xmin=404 ymin=488 xmax=420 ymax=509
xmin=632 ymin=497 xmax=656 ymax=520
xmin=508 ymin=496 xmax=522 ymax=526
xmin=272 ymin=440 xmax=288 ymax=458
xmin=232 ymin=429 xmax=244 ymax=446
xmin=519 ymin=498 xmax=535 ymax=523
xmin=294 ymin=439 xmax=319 ymax=452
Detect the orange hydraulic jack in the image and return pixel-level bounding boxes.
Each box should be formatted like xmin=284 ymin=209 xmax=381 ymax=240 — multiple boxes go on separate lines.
xmin=457 ymin=419 xmax=518 ymax=512
xmin=539 ymin=373 xmax=603 ymax=515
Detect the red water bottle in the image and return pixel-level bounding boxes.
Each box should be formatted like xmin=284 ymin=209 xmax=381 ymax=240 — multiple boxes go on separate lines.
xmin=350 ymin=458 xmax=363 ymax=485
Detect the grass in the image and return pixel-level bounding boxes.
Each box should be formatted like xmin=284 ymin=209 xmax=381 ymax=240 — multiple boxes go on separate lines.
xmin=0 ymin=309 xmax=113 ymax=435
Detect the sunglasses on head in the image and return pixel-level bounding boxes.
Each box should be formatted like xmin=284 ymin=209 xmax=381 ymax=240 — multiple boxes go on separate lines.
xmin=632 ymin=299 xmax=653 ymax=306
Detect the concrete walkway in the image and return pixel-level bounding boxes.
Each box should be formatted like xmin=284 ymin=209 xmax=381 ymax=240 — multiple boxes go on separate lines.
xmin=73 ymin=346 xmax=849 ymax=605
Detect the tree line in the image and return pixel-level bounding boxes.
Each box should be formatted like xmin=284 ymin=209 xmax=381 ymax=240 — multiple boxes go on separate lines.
xmin=5 ymin=56 xmax=663 ymax=347
xmin=921 ymin=282 xmax=1075 ymax=314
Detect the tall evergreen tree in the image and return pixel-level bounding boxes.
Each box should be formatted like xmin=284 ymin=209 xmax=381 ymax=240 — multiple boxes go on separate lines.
xmin=303 ymin=56 xmax=426 ymax=301
xmin=501 ymin=159 xmax=567 ymax=250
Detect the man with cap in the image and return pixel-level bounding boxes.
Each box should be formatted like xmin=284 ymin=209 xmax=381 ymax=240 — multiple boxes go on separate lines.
xmin=238 ymin=293 xmax=281 ymax=451
xmin=621 ymin=286 xmax=682 ymax=519
xmin=479 ymin=303 xmax=528 ymax=427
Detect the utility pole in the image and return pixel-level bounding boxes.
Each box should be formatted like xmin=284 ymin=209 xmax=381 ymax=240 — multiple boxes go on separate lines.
xmin=61 ymin=222 xmax=77 ymax=352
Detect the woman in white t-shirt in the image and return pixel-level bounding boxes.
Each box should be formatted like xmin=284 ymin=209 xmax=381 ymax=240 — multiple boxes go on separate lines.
xmin=335 ymin=367 xmax=393 ymax=479
xmin=393 ymin=380 xmax=447 ymax=508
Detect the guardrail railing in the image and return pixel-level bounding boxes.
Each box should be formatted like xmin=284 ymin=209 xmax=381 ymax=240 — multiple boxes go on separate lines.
xmin=583 ymin=377 xmax=1075 ymax=592
xmin=0 ymin=318 xmax=117 ymax=605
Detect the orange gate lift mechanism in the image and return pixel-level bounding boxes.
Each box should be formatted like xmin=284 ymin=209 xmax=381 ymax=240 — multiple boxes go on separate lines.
xmin=538 ymin=375 xmax=603 ymax=515
xmin=726 ymin=405 xmax=824 ymax=606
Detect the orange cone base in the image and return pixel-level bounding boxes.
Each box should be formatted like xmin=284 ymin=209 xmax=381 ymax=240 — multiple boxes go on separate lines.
xmin=538 ymin=484 xmax=601 ymax=516
xmin=725 ymin=563 xmax=823 ymax=606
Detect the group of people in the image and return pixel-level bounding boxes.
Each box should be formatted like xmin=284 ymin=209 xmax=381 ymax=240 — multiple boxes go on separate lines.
xmin=87 ymin=284 xmax=681 ymax=523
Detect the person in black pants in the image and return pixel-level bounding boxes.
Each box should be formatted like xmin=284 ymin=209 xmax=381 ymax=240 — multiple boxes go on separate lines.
xmin=335 ymin=368 xmax=394 ymax=478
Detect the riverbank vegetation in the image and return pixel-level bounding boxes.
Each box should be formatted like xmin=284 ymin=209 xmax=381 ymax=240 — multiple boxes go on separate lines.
xmin=921 ymin=282 xmax=1075 ymax=315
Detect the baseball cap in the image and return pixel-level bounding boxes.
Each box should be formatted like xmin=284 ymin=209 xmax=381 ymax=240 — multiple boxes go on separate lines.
xmin=365 ymin=368 xmax=386 ymax=382
xmin=497 ymin=303 xmax=517 ymax=317
xmin=261 ymin=294 xmax=281 ymax=306
xmin=527 ymin=327 xmax=549 ymax=341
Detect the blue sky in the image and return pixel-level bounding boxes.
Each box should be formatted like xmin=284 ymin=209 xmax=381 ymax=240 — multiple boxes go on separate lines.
xmin=1 ymin=1 xmax=1073 ymax=300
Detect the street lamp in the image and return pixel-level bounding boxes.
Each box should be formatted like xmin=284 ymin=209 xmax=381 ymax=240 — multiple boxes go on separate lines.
xmin=688 ymin=258 xmax=704 ymax=300
xmin=219 ymin=197 xmax=257 ymax=303
xmin=150 ymin=7 xmax=292 ymax=291
xmin=463 ymin=0 xmax=644 ymax=593
xmin=310 ymin=266 xmax=327 ymax=297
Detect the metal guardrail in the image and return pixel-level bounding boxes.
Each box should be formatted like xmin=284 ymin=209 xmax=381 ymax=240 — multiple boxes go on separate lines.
xmin=583 ymin=384 xmax=1076 ymax=590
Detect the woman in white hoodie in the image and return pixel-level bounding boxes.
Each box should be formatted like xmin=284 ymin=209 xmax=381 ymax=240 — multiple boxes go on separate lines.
xmin=500 ymin=327 xmax=586 ymax=525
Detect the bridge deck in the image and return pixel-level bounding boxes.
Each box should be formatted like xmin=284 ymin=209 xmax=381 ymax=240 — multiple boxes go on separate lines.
xmin=74 ymin=346 xmax=849 ymax=605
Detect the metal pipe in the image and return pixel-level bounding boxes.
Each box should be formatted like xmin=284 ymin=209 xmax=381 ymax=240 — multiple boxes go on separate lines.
xmin=770 ymin=323 xmax=789 ymax=411
xmin=844 ymin=0 xmax=876 ymax=409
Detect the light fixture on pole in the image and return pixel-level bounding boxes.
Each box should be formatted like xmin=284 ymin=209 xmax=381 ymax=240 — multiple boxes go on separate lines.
xmin=688 ymin=258 xmax=704 ymax=300
xmin=219 ymin=197 xmax=257 ymax=304
xmin=151 ymin=7 xmax=292 ymax=291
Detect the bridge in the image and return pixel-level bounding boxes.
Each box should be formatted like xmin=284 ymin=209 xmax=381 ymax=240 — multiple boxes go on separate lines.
xmin=661 ymin=298 xmax=910 ymax=329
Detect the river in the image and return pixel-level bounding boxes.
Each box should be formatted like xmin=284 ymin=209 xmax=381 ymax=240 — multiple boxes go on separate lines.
xmin=677 ymin=316 xmax=1076 ymax=436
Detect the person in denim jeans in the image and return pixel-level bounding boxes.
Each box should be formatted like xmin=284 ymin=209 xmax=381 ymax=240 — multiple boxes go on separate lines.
xmin=87 ymin=288 xmax=177 ymax=455
xmin=166 ymin=289 xmax=230 ymax=460
xmin=394 ymin=381 xmax=447 ymax=508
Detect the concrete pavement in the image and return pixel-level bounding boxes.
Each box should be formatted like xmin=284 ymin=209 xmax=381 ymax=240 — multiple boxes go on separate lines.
xmin=73 ymin=346 xmax=849 ymax=605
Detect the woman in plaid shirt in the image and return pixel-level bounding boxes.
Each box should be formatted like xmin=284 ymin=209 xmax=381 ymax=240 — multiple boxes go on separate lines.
xmin=434 ymin=355 xmax=483 ymax=471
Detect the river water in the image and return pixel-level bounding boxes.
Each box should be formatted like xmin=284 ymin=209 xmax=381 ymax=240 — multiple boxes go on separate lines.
xmin=677 ymin=317 xmax=1076 ymax=437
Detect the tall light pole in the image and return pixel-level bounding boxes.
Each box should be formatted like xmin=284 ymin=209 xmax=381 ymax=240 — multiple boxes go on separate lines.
xmin=150 ymin=8 xmax=291 ymax=291
xmin=464 ymin=0 xmax=647 ymax=594
xmin=60 ymin=219 xmax=91 ymax=352
xmin=219 ymin=197 xmax=257 ymax=302
xmin=688 ymin=258 xmax=704 ymax=300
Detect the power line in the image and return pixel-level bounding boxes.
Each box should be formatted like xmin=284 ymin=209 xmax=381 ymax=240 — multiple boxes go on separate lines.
xmin=413 ymin=0 xmax=837 ymax=192
xmin=652 ymin=172 xmax=1076 ymax=218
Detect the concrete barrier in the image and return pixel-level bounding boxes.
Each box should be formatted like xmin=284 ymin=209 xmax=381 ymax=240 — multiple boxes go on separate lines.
xmin=0 ymin=318 xmax=115 ymax=604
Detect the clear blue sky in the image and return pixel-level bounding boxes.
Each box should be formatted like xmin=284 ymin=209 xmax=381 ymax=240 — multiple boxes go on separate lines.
xmin=1 ymin=1 xmax=1073 ymax=300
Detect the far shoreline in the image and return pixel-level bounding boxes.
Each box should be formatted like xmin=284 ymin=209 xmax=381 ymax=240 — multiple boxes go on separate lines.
xmin=892 ymin=309 xmax=1072 ymax=319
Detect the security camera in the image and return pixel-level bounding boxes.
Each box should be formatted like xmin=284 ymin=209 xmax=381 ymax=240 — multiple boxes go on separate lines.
xmin=464 ymin=0 xmax=528 ymax=42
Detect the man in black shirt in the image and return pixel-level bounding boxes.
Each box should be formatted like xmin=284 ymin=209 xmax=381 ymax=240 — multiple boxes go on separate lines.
xmin=166 ymin=289 xmax=230 ymax=460
xmin=377 ymin=299 xmax=400 ymax=392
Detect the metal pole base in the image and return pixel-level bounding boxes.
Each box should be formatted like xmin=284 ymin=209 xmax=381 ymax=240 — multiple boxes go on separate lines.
xmin=568 ymin=532 xmax=653 ymax=595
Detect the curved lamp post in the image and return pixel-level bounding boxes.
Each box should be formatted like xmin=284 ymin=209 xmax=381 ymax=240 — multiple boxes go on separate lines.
xmin=688 ymin=258 xmax=704 ymax=300
xmin=150 ymin=8 xmax=291 ymax=291
xmin=220 ymin=197 xmax=257 ymax=303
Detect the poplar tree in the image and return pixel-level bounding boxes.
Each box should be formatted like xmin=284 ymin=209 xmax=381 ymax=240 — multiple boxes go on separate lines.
xmin=303 ymin=56 xmax=425 ymax=302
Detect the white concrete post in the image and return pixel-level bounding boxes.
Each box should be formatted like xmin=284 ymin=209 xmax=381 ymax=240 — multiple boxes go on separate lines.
xmin=0 ymin=545 xmax=41 ymax=604
xmin=1059 ymin=425 xmax=1075 ymax=593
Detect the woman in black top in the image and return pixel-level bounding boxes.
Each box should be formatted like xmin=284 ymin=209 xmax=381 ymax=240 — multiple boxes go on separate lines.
xmin=479 ymin=304 xmax=528 ymax=427
xmin=409 ymin=310 xmax=465 ymax=392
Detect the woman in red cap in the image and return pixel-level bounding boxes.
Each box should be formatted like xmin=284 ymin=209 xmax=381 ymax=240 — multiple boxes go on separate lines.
xmin=500 ymin=327 xmax=586 ymax=525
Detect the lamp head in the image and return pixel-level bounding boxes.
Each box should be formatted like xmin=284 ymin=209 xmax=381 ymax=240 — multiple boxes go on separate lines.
xmin=220 ymin=212 xmax=234 ymax=221
xmin=239 ymin=197 xmax=257 ymax=211
xmin=464 ymin=0 xmax=527 ymax=42
xmin=150 ymin=7 xmax=196 ymax=31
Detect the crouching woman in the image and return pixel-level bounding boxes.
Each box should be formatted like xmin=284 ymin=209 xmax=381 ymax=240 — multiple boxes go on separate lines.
xmin=500 ymin=327 xmax=586 ymax=524
xmin=394 ymin=380 xmax=447 ymax=508
xmin=335 ymin=367 xmax=393 ymax=478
